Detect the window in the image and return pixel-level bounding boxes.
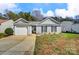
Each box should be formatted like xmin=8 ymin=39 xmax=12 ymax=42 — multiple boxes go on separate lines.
xmin=41 ymin=26 xmax=47 ymax=33
xmin=41 ymin=26 xmax=43 ymax=33
xmin=44 ymin=26 xmax=47 ymax=32
xmin=51 ymin=26 xmax=57 ymax=32
xmin=51 ymin=26 xmax=54 ymax=32
xmin=54 ymin=26 xmax=57 ymax=32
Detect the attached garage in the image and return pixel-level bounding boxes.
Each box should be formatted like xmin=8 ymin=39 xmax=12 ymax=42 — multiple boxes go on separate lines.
xmin=14 ymin=18 xmax=29 ymax=35
xmin=14 ymin=26 xmax=27 ymax=35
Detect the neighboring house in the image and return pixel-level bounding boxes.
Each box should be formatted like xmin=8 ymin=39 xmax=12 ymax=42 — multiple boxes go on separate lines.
xmin=72 ymin=24 xmax=79 ymax=33
xmin=0 ymin=19 xmax=14 ymax=33
xmin=14 ymin=17 xmax=61 ymax=35
xmin=61 ymin=21 xmax=73 ymax=32
xmin=61 ymin=21 xmax=79 ymax=33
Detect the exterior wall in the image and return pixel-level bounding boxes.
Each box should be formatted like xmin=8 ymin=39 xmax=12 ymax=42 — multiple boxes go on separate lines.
xmin=52 ymin=26 xmax=56 ymax=33
xmin=61 ymin=21 xmax=73 ymax=32
xmin=27 ymin=26 xmax=32 ymax=35
xmin=47 ymin=26 xmax=51 ymax=33
xmin=36 ymin=26 xmax=61 ymax=34
xmin=0 ymin=20 xmax=14 ymax=33
xmin=36 ymin=26 xmax=62 ymax=34
xmin=36 ymin=26 xmax=41 ymax=34
xmin=72 ymin=24 xmax=79 ymax=33
xmin=56 ymin=27 xmax=61 ymax=34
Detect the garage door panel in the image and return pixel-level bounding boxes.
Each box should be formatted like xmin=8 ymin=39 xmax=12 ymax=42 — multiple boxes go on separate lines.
xmin=15 ymin=27 xmax=27 ymax=35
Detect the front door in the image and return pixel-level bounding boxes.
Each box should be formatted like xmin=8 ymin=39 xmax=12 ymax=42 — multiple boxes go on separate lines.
xmin=32 ymin=26 xmax=36 ymax=34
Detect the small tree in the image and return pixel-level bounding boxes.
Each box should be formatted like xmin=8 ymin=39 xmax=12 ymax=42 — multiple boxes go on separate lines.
xmin=5 ymin=28 xmax=14 ymax=35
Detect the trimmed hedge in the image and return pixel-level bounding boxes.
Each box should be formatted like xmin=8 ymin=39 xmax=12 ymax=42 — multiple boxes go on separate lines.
xmin=5 ymin=28 xmax=14 ymax=35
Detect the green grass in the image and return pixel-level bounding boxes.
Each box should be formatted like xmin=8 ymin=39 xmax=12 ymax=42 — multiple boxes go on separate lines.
xmin=0 ymin=33 xmax=6 ymax=39
xmin=0 ymin=33 xmax=9 ymax=39
xmin=34 ymin=33 xmax=79 ymax=55
xmin=62 ymin=33 xmax=79 ymax=39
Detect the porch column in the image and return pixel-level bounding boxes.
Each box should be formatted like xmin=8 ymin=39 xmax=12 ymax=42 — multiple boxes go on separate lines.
xmin=28 ymin=26 xmax=32 ymax=35
xmin=56 ymin=27 xmax=61 ymax=34
xmin=47 ymin=26 xmax=51 ymax=33
xmin=36 ymin=26 xmax=41 ymax=34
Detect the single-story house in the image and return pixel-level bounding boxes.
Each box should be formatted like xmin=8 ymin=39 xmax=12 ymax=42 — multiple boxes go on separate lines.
xmin=61 ymin=21 xmax=73 ymax=32
xmin=61 ymin=21 xmax=79 ymax=33
xmin=14 ymin=17 xmax=61 ymax=35
xmin=0 ymin=19 xmax=14 ymax=33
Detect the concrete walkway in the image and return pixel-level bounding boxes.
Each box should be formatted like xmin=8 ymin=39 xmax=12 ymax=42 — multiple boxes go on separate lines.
xmin=0 ymin=34 xmax=36 ymax=55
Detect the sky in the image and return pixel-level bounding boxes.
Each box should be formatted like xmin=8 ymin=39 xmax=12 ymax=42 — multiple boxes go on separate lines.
xmin=0 ymin=2 xmax=79 ymax=18
xmin=16 ymin=3 xmax=67 ymax=13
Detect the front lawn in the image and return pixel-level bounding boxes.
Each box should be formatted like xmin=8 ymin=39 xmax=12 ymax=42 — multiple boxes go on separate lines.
xmin=34 ymin=33 xmax=79 ymax=55
xmin=62 ymin=33 xmax=79 ymax=39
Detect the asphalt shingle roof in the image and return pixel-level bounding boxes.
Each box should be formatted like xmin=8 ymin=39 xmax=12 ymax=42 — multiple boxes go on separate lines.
xmin=0 ymin=19 xmax=7 ymax=24
xmin=14 ymin=17 xmax=60 ymax=27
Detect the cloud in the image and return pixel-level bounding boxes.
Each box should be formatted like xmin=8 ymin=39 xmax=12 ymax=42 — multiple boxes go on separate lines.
xmin=1 ymin=2 xmax=79 ymax=18
xmin=32 ymin=8 xmax=54 ymax=17
xmin=32 ymin=8 xmax=43 ymax=13
xmin=44 ymin=10 xmax=54 ymax=17
xmin=32 ymin=1 xmax=79 ymax=18
xmin=0 ymin=3 xmax=21 ymax=13
xmin=55 ymin=9 xmax=67 ymax=18
xmin=55 ymin=2 xmax=79 ymax=18
xmin=32 ymin=8 xmax=44 ymax=16
xmin=67 ymin=2 xmax=79 ymax=17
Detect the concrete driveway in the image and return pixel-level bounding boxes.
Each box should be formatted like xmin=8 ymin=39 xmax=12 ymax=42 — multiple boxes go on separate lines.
xmin=0 ymin=34 xmax=36 ymax=55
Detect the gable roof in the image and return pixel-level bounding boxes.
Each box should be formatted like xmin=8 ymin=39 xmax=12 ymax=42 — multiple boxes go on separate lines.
xmin=15 ymin=18 xmax=28 ymax=23
xmin=14 ymin=18 xmax=29 ymax=27
xmin=0 ymin=19 xmax=7 ymax=24
xmin=40 ymin=17 xmax=60 ymax=24
xmin=14 ymin=17 xmax=60 ymax=27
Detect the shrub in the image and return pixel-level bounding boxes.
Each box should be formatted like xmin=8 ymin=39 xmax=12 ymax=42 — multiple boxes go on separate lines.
xmin=5 ymin=28 xmax=14 ymax=35
xmin=0 ymin=33 xmax=5 ymax=38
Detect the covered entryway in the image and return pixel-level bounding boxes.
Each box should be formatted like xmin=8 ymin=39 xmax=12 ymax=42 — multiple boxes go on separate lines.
xmin=32 ymin=26 xmax=36 ymax=34
xmin=14 ymin=26 xmax=27 ymax=35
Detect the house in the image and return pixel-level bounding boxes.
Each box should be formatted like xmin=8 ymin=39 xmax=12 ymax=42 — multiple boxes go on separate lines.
xmin=14 ymin=17 xmax=61 ymax=35
xmin=72 ymin=23 xmax=79 ymax=33
xmin=0 ymin=19 xmax=14 ymax=33
xmin=61 ymin=21 xmax=73 ymax=32
xmin=61 ymin=21 xmax=79 ymax=33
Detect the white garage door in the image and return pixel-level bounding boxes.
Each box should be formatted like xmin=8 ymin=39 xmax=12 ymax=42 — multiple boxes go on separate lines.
xmin=15 ymin=27 xmax=27 ymax=35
